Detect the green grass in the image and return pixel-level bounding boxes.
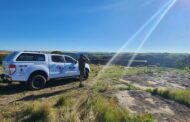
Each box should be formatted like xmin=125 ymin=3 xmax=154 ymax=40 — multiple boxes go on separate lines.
xmin=91 ymin=96 xmax=130 ymax=122
xmin=147 ymin=88 xmax=190 ymax=106
xmin=92 ymin=65 xmax=156 ymax=79
xmin=95 ymin=65 xmax=126 ymax=78
xmin=183 ymin=66 xmax=190 ymax=73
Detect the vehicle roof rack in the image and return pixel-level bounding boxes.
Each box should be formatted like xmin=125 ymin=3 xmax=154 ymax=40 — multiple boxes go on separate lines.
xmin=23 ymin=51 xmax=51 ymax=54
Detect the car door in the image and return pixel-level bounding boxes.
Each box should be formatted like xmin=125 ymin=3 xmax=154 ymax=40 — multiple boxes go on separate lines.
xmin=64 ymin=56 xmax=79 ymax=77
xmin=49 ymin=55 xmax=65 ymax=79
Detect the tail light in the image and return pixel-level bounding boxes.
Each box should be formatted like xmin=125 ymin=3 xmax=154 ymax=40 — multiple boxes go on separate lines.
xmin=9 ymin=64 xmax=16 ymax=75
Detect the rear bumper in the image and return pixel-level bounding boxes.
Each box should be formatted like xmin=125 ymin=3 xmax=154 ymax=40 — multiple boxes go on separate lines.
xmin=0 ymin=74 xmax=12 ymax=83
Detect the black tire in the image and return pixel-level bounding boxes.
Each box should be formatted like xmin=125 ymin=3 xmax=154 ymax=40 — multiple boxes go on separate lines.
xmin=28 ymin=75 xmax=46 ymax=90
xmin=84 ymin=69 xmax=89 ymax=79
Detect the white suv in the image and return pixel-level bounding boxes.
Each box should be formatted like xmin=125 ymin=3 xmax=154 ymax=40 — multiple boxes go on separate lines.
xmin=0 ymin=51 xmax=90 ymax=89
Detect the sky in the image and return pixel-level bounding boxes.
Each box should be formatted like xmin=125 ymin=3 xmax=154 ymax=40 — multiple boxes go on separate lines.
xmin=0 ymin=0 xmax=189 ymax=53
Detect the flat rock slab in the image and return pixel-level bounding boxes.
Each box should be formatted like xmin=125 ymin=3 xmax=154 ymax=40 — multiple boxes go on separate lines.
xmin=115 ymin=90 xmax=190 ymax=122
xmin=123 ymin=74 xmax=190 ymax=89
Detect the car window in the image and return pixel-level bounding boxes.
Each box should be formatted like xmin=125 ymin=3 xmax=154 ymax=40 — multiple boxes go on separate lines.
xmin=51 ymin=55 xmax=64 ymax=63
xmin=16 ymin=53 xmax=45 ymax=61
xmin=65 ymin=56 xmax=76 ymax=63
xmin=4 ymin=51 xmax=19 ymax=61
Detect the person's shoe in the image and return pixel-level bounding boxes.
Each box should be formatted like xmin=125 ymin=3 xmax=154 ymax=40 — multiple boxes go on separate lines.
xmin=79 ymin=83 xmax=84 ymax=88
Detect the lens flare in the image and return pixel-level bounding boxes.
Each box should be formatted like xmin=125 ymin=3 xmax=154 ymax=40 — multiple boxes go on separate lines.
xmin=123 ymin=0 xmax=176 ymax=72
xmin=93 ymin=0 xmax=177 ymax=82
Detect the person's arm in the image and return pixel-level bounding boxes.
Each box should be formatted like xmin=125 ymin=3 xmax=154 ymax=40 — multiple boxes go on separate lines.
xmin=84 ymin=55 xmax=90 ymax=63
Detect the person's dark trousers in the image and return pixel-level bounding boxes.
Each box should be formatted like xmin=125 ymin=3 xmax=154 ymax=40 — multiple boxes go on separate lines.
xmin=79 ymin=68 xmax=85 ymax=87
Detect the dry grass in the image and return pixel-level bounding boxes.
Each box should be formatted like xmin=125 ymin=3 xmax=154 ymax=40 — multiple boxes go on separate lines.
xmin=92 ymin=81 xmax=110 ymax=92
xmin=0 ymin=65 xmax=157 ymax=122
xmin=21 ymin=102 xmax=55 ymax=122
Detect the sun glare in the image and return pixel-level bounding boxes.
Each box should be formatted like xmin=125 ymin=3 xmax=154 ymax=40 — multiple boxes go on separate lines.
xmin=93 ymin=0 xmax=177 ymax=82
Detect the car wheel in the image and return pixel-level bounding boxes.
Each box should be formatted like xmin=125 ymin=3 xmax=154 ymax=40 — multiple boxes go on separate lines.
xmin=28 ymin=75 xmax=46 ymax=90
xmin=84 ymin=69 xmax=89 ymax=79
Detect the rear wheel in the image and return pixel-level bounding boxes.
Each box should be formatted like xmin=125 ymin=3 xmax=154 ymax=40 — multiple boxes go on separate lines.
xmin=28 ymin=75 xmax=46 ymax=90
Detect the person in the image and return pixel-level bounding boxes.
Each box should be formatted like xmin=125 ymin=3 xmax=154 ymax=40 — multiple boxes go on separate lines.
xmin=78 ymin=54 xmax=89 ymax=87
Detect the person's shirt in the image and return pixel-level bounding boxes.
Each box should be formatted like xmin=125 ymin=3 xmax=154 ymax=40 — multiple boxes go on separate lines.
xmin=78 ymin=55 xmax=90 ymax=69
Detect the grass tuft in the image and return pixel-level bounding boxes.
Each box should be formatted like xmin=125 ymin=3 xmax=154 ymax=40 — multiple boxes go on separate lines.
xmin=21 ymin=102 xmax=55 ymax=122
xmin=90 ymin=95 xmax=154 ymax=122
xmin=55 ymin=96 xmax=67 ymax=107
xmin=93 ymin=81 xmax=109 ymax=92
xmin=91 ymin=96 xmax=130 ymax=122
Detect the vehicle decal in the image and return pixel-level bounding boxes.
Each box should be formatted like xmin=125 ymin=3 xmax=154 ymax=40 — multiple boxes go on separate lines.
xmin=69 ymin=67 xmax=76 ymax=70
xmin=56 ymin=65 xmax=64 ymax=73
xmin=19 ymin=65 xmax=27 ymax=67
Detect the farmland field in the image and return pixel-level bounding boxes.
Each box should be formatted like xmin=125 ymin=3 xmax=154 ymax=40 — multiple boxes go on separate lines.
xmin=0 ymin=65 xmax=190 ymax=122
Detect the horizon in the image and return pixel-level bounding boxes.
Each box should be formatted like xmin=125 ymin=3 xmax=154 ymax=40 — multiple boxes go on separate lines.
xmin=1 ymin=49 xmax=190 ymax=55
xmin=0 ymin=0 xmax=190 ymax=53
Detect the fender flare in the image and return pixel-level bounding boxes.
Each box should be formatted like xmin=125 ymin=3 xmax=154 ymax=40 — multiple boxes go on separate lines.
xmin=28 ymin=70 xmax=48 ymax=81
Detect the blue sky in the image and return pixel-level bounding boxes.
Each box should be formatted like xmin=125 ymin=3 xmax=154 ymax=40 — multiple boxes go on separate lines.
xmin=0 ymin=0 xmax=189 ymax=53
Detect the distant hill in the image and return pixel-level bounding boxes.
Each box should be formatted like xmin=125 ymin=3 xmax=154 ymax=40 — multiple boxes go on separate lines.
xmin=0 ymin=50 xmax=190 ymax=68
